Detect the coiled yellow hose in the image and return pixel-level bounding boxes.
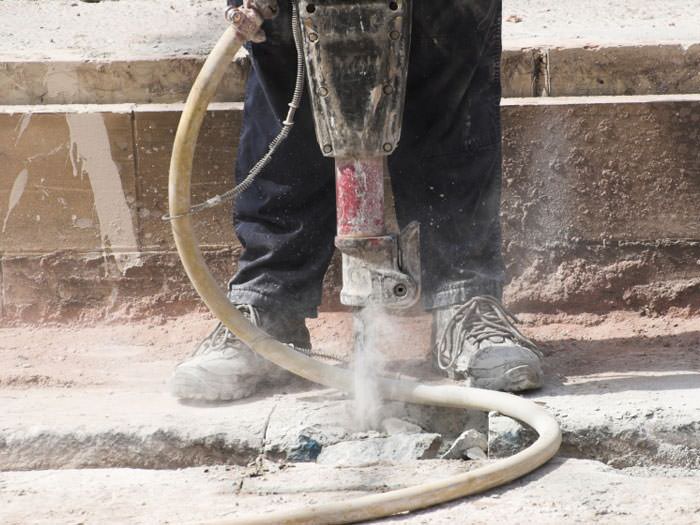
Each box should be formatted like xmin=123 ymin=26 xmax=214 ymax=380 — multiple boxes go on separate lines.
xmin=168 ymin=23 xmax=561 ymax=525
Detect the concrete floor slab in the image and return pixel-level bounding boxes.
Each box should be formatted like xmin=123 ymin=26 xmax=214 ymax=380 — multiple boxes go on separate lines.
xmin=1 ymin=458 xmax=699 ymax=524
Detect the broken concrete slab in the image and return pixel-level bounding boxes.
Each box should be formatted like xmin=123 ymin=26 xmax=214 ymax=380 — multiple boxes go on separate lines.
xmin=0 ymin=382 xmax=470 ymax=471
xmin=316 ymin=433 xmax=442 ymax=467
xmin=1 ymin=312 xmax=698 ymax=471
xmin=263 ymin=391 xmax=486 ymax=462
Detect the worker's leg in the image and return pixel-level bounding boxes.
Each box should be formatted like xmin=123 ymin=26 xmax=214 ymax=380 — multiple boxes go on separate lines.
xmin=391 ymin=1 xmax=543 ymax=391
xmin=390 ymin=0 xmax=505 ymax=309
xmin=171 ymin=4 xmax=336 ymax=401
xmin=227 ymin=3 xmax=336 ymax=320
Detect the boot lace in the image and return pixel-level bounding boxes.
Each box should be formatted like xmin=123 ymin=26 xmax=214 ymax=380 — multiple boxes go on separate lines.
xmin=192 ymin=305 xmax=347 ymax=363
xmin=191 ymin=305 xmax=260 ymax=357
xmin=436 ymin=296 xmax=541 ymax=372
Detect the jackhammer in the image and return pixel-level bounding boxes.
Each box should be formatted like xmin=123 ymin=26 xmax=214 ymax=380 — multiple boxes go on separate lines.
xmin=167 ymin=1 xmax=561 ymax=523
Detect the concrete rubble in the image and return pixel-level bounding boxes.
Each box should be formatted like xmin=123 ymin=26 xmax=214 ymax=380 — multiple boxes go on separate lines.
xmin=489 ymin=412 xmax=538 ymax=458
xmin=317 ymin=433 xmax=442 ymax=467
xmin=442 ymin=429 xmax=489 ymax=460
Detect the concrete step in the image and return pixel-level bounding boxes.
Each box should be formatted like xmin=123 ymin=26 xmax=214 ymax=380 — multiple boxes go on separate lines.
xmin=2 ymin=0 xmax=700 ymax=104
xmin=0 ymin=55 xmax=250 ymax=105
xmin=1 ymin=95 xmax=699 ymax=320
xmin=2 ymin=458 xmax=699 ymax=525
xmin=3 ymin=44 xmax=700 ymax=105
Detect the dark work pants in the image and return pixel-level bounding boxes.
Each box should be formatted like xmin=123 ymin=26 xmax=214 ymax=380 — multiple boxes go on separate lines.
xmin=229 ymin=1 xmax=505 ymax=318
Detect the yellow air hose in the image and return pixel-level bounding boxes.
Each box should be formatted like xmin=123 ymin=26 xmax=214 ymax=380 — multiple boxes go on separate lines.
xmin=168 ymin=21 xmax=561 ymax=525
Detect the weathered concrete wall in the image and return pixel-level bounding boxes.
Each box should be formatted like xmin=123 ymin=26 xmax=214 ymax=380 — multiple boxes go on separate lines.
xmin=0 ymin=56 xmax=249 ymax=105
xmin=501 ymin=96 xmax=700 ymax=313
xmin=1 ymin=95 xmax=699 ymax=321
xmin=0 ymin=105 xmax=241 ymax=321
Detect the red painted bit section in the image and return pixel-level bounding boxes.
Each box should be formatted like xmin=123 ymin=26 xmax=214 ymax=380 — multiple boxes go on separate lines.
xmin=335 ymin=157 xmax=386 ymax=237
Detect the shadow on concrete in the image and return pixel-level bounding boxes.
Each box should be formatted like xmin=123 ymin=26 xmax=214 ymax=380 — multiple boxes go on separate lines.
xmin=538 ymin=330 xmax=700 ymax=395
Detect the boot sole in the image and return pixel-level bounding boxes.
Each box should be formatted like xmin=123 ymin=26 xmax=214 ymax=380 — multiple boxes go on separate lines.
xmin=469 ymin=364 xmax=544 ymax=392
xmin=169 ymin=367 xmax=258 ymax=402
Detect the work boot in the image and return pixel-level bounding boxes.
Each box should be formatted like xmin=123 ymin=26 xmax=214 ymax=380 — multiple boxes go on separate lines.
xmin=433 ymin=296 xmax=543 ymax=392
xmin=170 ymin=304 xmax=311 ymax=402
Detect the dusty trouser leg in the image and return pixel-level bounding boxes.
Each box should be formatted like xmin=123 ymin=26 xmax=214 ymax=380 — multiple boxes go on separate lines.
xmin=389 ymin=0 xmax=505 ymax=307
xmin=170 ymin=3 xmax=335 ymax=401
xmin=227 ymin=1 xmax=337 ymax=324
xmin=390 ymin=1 xmax=542 ymax=391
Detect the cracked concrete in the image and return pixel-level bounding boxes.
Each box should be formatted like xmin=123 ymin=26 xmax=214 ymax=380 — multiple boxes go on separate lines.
xmin=1 ymin=312 xmax=698 ymax=473
xmin=0 ymin=311 xmax=698 ymax=523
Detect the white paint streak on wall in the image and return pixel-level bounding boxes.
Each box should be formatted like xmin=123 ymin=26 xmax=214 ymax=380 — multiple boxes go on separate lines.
xmin=68 ymin=140 xmax=82 ymax=180
xmin=14 ymin=113 xmax=32 ymax=145
xmin=65 ymin=113 xmax=141 ymax=273
xmin=45 ymin=65 xmax=81 ymax=104
xmin=2 ymin=168 xmax=29 ymax=233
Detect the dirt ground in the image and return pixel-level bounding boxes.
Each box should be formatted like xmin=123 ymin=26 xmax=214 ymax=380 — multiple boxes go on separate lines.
xmin=2 ymin=309 xmax=698 ymax=392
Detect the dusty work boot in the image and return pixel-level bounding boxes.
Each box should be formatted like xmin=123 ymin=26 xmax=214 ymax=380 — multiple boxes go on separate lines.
xmin=170 ymin=305 xmax=311 ymax=402
xmin=433 ymin=296 xmax=543 ymax=392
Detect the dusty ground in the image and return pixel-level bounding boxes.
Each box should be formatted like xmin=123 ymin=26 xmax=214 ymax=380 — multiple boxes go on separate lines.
xmin=0 ymin=312 xmax=700 ymax=389
xmin=1 ymin=0 xmax=699 ymax=61
xmin=2 ymin=309 xmax=698 ymax=391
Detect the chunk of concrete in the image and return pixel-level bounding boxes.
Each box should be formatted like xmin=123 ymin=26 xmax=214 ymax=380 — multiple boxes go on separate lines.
xmin=488 ymin=411 xmax=538 ymax=459
xmin=380 ymin=418 xmax=424 ymax=435
xmin=441 ymin=429 xmax=488 ymax=460
xmin=316 ymin=433 xmax=442 ymax=467
xmin=286 ymin=435 xmax=322 ymax=463
xmin=380 ymin=402 xmax=488 ymax=440
xmin=466 ymin=447 xmax=488 ymax=460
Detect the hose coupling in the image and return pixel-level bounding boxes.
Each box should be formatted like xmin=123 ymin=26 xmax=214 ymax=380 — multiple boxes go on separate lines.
xmin=225 ymin=2 xmax=276 ymax=44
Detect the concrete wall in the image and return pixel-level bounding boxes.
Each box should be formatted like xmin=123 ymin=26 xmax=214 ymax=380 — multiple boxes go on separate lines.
xmin=1 ymin=49 xmax=699 ymax=322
